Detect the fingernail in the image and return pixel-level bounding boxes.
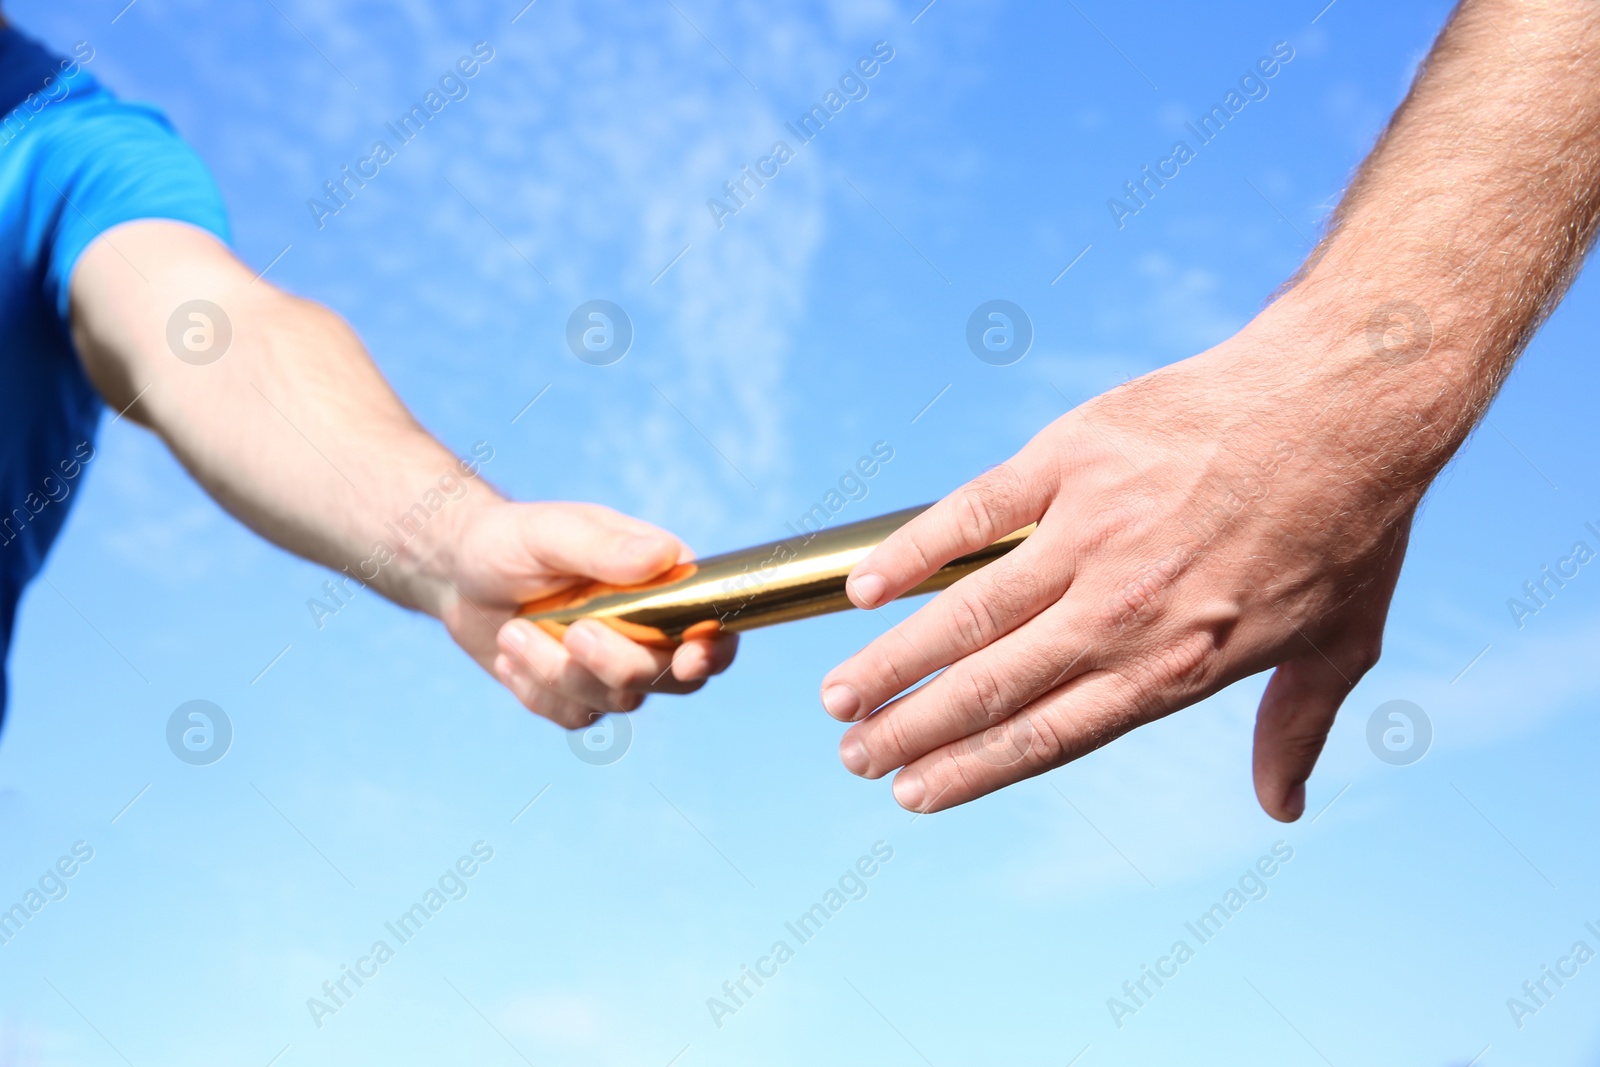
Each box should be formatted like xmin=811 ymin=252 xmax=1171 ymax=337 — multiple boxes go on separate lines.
xmin=892 ymin=771 xmax=926 ymax=811
xmin=493 ymin=653 xmax=513 ymax=680
xmin=1285 ymin=781 xmax=1306 ymax=821
xmin=502 ymin=621 xmax=529 ymax=649
xmin=839 ymin=737 xmax=869 ymax=776
xmin=821 ymin=684 xmax=861 ymax=721
xmin=851 ymin=573 xmax=886 ymax=608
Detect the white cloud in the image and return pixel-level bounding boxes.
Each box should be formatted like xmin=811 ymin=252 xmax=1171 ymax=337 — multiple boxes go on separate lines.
xmin=269 ymin=0 xmax=887 ymax=543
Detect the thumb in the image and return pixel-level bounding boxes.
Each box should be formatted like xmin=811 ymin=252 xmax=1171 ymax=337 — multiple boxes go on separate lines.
xmin=517 ymin=503 xmax=685 ymax=586
xmin=1252 ymin=653 xmax=1352 ymax=822
xmin=1255 ymin=520 xmax=1411 ymax=822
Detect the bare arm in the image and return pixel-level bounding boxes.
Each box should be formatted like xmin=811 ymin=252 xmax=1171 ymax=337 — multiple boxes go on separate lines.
xmin=822 ymin=0 xmax=1600 ymax=818
xmin=70 ymin=220 xmax=735 ymax=726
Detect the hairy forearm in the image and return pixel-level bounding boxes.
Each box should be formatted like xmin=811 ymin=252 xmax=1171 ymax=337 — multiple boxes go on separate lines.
xmin=174 ymin=295 xmax=497 ymax=616
xmin=1267 ymin=0 xmax=1600 ymax=490
xmin=70 ymin=221 xmax=499 ymax=617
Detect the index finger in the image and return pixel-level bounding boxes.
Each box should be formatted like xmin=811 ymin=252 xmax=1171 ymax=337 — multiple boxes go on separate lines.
xmin=846 ymin=455 xmax=1054 ymax=610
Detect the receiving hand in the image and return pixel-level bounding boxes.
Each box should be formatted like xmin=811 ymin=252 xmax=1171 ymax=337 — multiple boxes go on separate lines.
xmin=820 ymin=309 xmax=1418 ymax=820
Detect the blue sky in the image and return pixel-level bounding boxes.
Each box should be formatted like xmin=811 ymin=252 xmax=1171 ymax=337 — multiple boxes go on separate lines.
xmin=3 ymin=0 xmax=1600 ymax=1064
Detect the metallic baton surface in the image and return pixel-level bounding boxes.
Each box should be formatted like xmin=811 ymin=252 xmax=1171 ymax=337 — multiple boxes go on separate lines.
xmin=516 ymin=504 xmax=1035 ymax=648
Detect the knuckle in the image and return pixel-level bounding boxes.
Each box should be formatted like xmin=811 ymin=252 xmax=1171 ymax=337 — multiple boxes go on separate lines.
xmin=1123 ymin=632 xmax=1212 ymax=697
xmin=518 ymin=651 xmax=558 ymax=690
xmin=1281 ymin=727 xmax=1331 ymax=765
xmin=870 ymin=712 xmax=919 ymax=772
xmin=516 ymin=673 xmax=552 ymax=709
xmin=995 ymin=559 xmax=1052 ymax=607
xmin=1113 ymin=576 xmax=1162 ymax=628
xmin=581 ymin=661 xmax=622 ymax=689
xmin=983 ymin=460 xmax=1027 ymax=506
xmin=900 ymin=531 xmax=936 ymax=577
xmin=1164 ymin=633 xmax=1216 ymax=686
xmin=958 ymin=664 xmax=1011 ymax=725
xmin=953 ymin=566 xmax=1047 ymax=647
xmin=581 ymin=650 xmax=635 ymax=688
xmin=1080 ymin=495 xmax=1155 ymax=553
xmin=864 ymin=640 xmax=916 ymax=704
xmin=956 ymin=465 xmax=1022 ymax=546
xmin=1344 ymin=636 xmax=1383 ymax=679
xmin=949 ymin=591 xmax=1002 ymax=650
xmin=934 ymin=748 xmax=985 ymax=801
xmin=619 ymin=661 xmax=662 ymax=688
xmin=1020 ymin=713 xmax=1069 ymax=769
xmin=952 ymin=492 xmax=992 ymax=547
xmin=1103 ymin=552 xmax=1184 ymax=630
xmin=1100 ymin=664 xmax=1161 ymax=723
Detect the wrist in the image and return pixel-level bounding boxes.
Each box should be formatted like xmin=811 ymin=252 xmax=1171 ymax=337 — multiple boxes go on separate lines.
xmin=373 ymin=456 xmax=505 ymax=621
xmin=1235 ymin=268 xmax=1498 ymax=500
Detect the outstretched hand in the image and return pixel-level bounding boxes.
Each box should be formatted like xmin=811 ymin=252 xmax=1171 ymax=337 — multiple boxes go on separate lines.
xmin=820 ymin=312 xmax=1419 ymax=820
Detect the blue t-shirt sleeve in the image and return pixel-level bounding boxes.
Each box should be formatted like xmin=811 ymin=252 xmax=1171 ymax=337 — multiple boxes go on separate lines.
xmin=28 ymin=96 xmax=230 ymax=323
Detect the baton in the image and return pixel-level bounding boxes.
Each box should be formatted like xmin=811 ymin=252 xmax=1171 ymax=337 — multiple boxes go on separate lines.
xmin=517 ymin=504 xmax=1034 ymax=648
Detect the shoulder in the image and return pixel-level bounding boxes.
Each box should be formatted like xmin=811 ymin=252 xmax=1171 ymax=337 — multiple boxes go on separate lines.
xmin=21 ymin=89 xmax=194 ymax=176
xmin=10 ymin=89 xmax=232 ymax=321
xmin=21 ymin=87 xmax=230 ymax=236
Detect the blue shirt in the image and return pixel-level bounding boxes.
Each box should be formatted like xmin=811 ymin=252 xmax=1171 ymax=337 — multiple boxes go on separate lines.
xmin=0 ymin=27 xmax=230 ymax=723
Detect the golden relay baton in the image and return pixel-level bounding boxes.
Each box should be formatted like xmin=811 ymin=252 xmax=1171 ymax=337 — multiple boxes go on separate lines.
xmin=517 ymin=504 xmax=1035 ymax=648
